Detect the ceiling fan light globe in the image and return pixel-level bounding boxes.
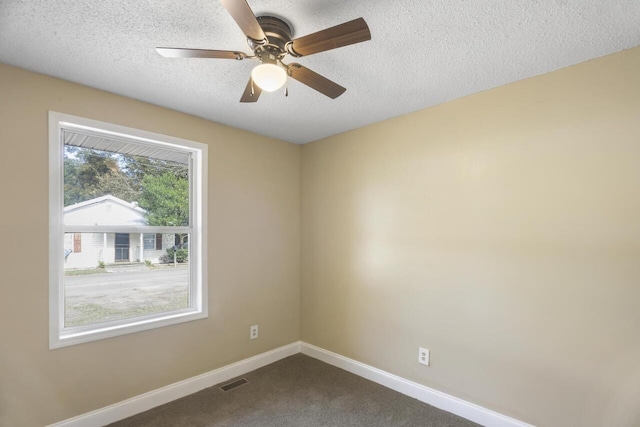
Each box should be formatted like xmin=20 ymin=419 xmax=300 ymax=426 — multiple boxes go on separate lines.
xmin=251 ymin=63 xmax=287 ymax=92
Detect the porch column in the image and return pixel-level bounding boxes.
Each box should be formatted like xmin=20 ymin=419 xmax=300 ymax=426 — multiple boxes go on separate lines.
xmin=102 ymin=233 xmax=107 ymax=262
xmin=139 ymin=233 xmax=144 ymax=262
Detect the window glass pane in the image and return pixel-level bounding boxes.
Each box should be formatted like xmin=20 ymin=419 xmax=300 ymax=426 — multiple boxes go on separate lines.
xmin=62 ymin=135 xmax=193 ymax=329
xmin=64 ymin=232 xmax=191 ymax=328
xmin=63 ymin=144 xmax=189 ymax=227
xmin=143 ymin=233 xmax=155 ymax=250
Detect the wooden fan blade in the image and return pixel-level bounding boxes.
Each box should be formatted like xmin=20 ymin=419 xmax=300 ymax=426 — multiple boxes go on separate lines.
xmin=287 ymin=63 xmax=346 ymax=99
xmin=240 ymin=77 xmax=262 ymax=103
xmin=156 ymin=47 xmax=246 ymax=59
xmin=287 ymin=18 xmax=370 ymax=57
xmin=220 ymin=0 xmax=267 ymax=43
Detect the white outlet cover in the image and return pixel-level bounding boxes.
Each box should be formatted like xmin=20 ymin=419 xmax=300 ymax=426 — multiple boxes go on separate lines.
xmin=250 ymin=325 xmax=258 ymax=340
xmin=418 ymin=347 xmax=430 ymax=366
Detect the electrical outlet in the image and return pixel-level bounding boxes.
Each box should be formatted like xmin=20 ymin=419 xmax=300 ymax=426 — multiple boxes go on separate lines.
xmin=418 ymin=347 xmax=430 ymax=366
xmin=250 ymin=325 xmax=259 ymax=340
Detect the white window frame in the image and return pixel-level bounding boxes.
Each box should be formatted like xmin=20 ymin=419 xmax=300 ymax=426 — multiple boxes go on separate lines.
xmin=49 ymin=111 xmax=208 ymax=349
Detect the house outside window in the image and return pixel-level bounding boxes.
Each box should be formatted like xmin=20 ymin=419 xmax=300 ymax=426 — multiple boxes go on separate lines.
xmin=49 ymin=112 xmax=208 ymax=349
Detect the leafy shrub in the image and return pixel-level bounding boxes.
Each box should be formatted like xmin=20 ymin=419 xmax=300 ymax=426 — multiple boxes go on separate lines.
xmin=161 ymin=247 xmax=188 ymax=263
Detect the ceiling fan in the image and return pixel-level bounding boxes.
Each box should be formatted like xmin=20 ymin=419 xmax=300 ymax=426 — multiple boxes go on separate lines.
xmin=156 ymin=0 xmax=371 ymax=102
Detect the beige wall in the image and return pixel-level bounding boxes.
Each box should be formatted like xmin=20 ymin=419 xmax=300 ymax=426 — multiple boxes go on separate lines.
xmin=0 ymin=63 xmax=301 ymax=426
xmin=301 ymin=47 xmax=640 ymax=427
xmin=2 ymin=46 xmax=639 ymax=427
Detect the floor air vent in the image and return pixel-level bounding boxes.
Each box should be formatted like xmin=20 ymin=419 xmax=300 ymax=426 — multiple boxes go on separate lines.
xmin=220 ymin=378 xmax=249 ymax=392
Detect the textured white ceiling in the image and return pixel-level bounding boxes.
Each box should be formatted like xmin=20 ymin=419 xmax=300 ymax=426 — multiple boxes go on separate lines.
xmin=0 ymin=1 xmax=638 ymax=144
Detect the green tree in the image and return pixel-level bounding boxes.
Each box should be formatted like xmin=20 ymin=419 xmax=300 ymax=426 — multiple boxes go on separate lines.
xmin=64 ymin=154 xmax=82 ymax=206
xmin=138 ymin=171 xmax=189 ymax=227
xmin=64 ymin=146 xmax=189 ymax=218
xmin=64 ymin=146 xmax=125 ymax=205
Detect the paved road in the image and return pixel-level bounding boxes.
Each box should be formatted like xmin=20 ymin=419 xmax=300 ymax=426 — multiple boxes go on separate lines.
xmin=66 ymin=267 xmax=188 ymax=290
xmin=64 ymin=267 xmax=189 ymax=327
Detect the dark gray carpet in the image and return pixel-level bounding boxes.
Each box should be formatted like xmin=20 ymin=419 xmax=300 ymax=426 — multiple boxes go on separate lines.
xmin=108 ymin=354 xmax=481 ymax=427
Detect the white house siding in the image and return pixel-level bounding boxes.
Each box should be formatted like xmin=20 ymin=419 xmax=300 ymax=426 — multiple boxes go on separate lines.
xmin=64 ymin=197 xmax=146 ymax=227
xmin=142 ymin=234 xmax=174 ymax=263
xmin=143 ymin=247 xmax=165 ymax=264
xmin=64 ymin=232 xmax=148 ymax=269
xmin=64 ymin=232 xmax=105 ymax=269
xmin=64 ymin=196 xmax=147 ymax=269
xmin=63 ymin=196 xmax=180 ymax=269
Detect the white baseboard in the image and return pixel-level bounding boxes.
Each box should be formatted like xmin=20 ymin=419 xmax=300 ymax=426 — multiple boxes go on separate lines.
xmin=49 ymin=341 xmax=533 ymax=427
xmin=47 ymin=342 xmax=301 ymax=427
xmin=300 ymin=342 xmax=534 ymax=427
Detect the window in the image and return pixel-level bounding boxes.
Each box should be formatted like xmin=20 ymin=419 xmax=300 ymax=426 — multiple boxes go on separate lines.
xmin=143 ymin=233 xmax=162 ymax=250
xmin=49 ymin=112 xmax=207 ymax=348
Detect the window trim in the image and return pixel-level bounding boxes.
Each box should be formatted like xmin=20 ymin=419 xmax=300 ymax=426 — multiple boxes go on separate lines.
xmin=49 ymin=111 xmax=208 ymax=349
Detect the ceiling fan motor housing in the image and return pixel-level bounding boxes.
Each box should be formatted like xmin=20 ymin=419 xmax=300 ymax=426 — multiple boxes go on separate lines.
xmin=248 ymin=16 xmax=293 ymax=53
